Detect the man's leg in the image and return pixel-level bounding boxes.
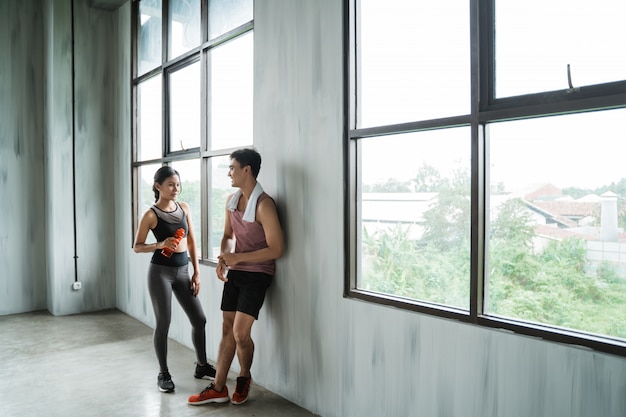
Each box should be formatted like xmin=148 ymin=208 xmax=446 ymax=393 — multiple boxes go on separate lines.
xmin=187 ymin=311 xmax=235 ymax=405
xmin=230 ymin=311 xmax=256 ymax=405
xmin=233 ymin=311 xmax=256 ymax=377
xmin=213 ymin=311 xmax=236 ymax=391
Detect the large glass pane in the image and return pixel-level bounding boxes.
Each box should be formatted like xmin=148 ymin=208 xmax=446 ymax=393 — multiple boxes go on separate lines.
xmin=169 ymin=0 xmax=201 ymax=59
xmin=138 ymin=0 xmax=162 ymax=76
xmin=208 ymin=155 xmax=233 ymax=260
xmin=358 ymin=0 xmax=470 ymax=128
xmin=495 ymin=0 xmax=626 ymax=98
xmin=138 ymin=75 xmax=162 ymax=161
xmin=359 ymin=127 xmax=471 ymax=309
xmin=138 ymin=164 xmax=162 ymax=244
xmin=169 ymin=61 xmax=201 ymax=152
xmin=171 ymin=159 xmax=202 ymax=257
xmin=209 ymin=33 xmax=253 ymax=150
xmin=208 ymin=0 xmax=253 ymax=40
xmin=487 ymin=109 xmax=626 ymax=340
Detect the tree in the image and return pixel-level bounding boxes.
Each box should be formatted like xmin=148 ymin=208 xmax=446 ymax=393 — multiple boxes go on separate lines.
xmin=412 ymin=163 xmax=443 ymax=192
xmin=368 ymin=178 xmax=412 ymax=193
xmin=361 ymin=165 xmax=471 ymax=308
xmin=361 ymin=169 xmax=626 ymax=338
xmin=420 ymin=166 xmax=470 ymax=252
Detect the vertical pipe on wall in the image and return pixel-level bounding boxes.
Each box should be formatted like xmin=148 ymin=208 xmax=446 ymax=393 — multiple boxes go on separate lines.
xmin=71 ymin=0 xmax=79 ymax=284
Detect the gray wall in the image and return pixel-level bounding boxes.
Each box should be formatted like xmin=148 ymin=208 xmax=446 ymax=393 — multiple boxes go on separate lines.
xmin=1 ymin=0 xmax=119 ymax=315
xmin=1 ymin=0 xmax=47 ymax=314
xmin=2 ymin=1 xmax=626 ymax=417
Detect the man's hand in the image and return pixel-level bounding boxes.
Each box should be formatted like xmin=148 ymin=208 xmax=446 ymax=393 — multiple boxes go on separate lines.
xmin=216 ymin=258 xmax=229 ymax=282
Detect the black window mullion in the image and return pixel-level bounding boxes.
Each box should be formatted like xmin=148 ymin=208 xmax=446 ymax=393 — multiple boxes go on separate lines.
xmin=480 ymin=0 xmax=495 ymax=111
xmin=162 ymin=67 xmax=169 ymax=157
xmin=200 ymin=39 xmax=208 ymax=259
xmin=470 ymin=0 xmax=484 ymax=322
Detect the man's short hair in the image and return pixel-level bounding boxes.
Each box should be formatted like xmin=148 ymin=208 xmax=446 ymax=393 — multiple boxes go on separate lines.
xmin=231 ymin=148 xmax=262 ymax=178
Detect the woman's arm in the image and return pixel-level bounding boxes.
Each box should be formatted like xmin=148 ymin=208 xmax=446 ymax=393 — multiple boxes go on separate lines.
xmin=133 ymin=209 xmax=163 ymax=253
xmin=180 ymin=202 xmax=201 ymax=296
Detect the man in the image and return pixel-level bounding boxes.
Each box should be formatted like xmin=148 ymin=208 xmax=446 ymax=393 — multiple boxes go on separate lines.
xmin=188 ymin=148 xmax=284 ymax=406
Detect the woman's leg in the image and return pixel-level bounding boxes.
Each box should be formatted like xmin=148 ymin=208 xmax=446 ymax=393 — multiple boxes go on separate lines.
xmin=172 ymin=265 xmax=207 ymax=364
xmin=147 ymin=264 xmax=173 ymax=372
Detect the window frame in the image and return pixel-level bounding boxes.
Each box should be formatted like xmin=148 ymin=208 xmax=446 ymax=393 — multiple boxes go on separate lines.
xmin=480 ymin=2 xmax=626 ymax=115
xmin=344 ymin=0 xmax=626 ymax=356
xmin=131 ymin=0 xmax=254 ymax=263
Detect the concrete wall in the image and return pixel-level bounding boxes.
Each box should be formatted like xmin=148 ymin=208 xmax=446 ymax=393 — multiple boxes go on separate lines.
xmin=0 ymin=0 xmax=47 ymax=314
xmin=44 ymin=0 xmax=119 ymax=315
xmin=2 ymin=1 xmax=626 ymax=417
xmin=1 ymin=0 xmax=119 ymax=315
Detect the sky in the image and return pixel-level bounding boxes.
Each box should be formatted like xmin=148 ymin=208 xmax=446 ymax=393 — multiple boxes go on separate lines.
xmin=358 ymin=0 xmax=626 ymax=193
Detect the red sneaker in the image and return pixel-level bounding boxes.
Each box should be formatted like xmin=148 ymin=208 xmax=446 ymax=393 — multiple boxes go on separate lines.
xmin=231 ymin=376 xmax=251 ymax=405
xmin=187 ymin=383 xmax=229 ymax=405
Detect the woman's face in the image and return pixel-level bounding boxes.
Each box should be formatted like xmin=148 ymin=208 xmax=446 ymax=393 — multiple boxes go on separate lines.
xmin=156 ymin=175 xmax=180 ymax=200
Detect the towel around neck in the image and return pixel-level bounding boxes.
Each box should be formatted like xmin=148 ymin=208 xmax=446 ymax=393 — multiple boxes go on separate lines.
xmin=227 ymin=182 xmax=264 ymax=222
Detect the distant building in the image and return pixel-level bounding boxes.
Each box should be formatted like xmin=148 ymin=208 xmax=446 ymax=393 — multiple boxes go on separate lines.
xmin=362 ymin=183 xmax=626 ymax=266
xmin=513 ymin=184 xmax=626 ymax=267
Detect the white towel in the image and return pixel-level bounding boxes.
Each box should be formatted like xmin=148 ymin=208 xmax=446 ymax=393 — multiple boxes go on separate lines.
xmin=227 ymin=182 xmax=264 ymax=223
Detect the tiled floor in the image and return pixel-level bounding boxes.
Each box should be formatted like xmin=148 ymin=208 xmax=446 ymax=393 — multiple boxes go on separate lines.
xmin=0 ymin=309 xmax=318 ymax=417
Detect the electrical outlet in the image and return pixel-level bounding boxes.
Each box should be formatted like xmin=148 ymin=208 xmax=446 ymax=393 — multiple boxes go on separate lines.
xmin=72 ymin=281 xmax=82 ymax=291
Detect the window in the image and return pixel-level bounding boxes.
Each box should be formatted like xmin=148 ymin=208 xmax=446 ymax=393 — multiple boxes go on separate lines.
xmin=132 ymin=0 xmax=254 ymax=262
xmin=346 ymin=0 xmax=626 ymax=355
xmin=358 ymin=0 xmax=469 ymax=127
xmin=359 ymin=128 xmax=471 ymax=310
xmin=494 ymin=0 xmax=626 ymax=98
xmin=169 ymin=0 xmax=201 ymax=60
xmin=487 ymin=110 xmax=626 ymax=339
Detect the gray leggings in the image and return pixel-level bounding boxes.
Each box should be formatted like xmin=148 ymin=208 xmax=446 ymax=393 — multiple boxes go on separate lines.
xmin=147 ymin=263 xmax=207 ymax=373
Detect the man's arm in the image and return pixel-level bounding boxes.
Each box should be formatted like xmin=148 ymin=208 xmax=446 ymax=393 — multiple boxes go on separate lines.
xmin=216 ymin=196 xmax=236 ymax=281
xmin=220 ymin=197 xmax=284 ymax=266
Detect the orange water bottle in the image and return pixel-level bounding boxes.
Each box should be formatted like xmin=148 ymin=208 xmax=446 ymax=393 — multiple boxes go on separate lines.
xmin=161 ymin=228 xmax=185 ymax=258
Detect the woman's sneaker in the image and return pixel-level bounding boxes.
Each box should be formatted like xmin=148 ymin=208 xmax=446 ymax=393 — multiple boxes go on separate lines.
xmin=157 ymin=371 xmax=175 ymax=393
xmin=231 ymin=376 xmax=251 ymax=405
xmin=187 ymin=383 xmax=230 ymax=405
xmin=194 ymin=362 xmax=217 ymax=380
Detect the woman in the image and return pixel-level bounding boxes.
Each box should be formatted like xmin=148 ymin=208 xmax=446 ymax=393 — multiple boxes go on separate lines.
xmin=133 ymin=165 xmax=215 ymax=393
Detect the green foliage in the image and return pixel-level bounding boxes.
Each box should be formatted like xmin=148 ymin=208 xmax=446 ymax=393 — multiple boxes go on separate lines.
xmin=361 ymin=224 xmax=469 ymax=308
xmin=367 ymin=178 xmax=412 ymax=193
xmin=421 ymin=166 xmax=471 ymax=252
xmin=179 ymin=179 xmax=201 ymax=227
xmin=412 ymin=163 xmax=444 ymax=192
xmin=362 ymin=166 xmax=471 ymax=308
xmin=563 ymin=178 xmax=626 ymax=229
xmin=362 ymin=168 xmax=626 ymax=339
xmin=210 ymin=188 xmax=231 ymax=255
xmin=490 ymin=198 xmax=535 ymax=247
xmin=596 ymin=261 xmax=621 ymax=284
xmin=539 ymin=238 xmax=587 ymax=274
xmin=140 ymin=177 xmax=156 ymax=210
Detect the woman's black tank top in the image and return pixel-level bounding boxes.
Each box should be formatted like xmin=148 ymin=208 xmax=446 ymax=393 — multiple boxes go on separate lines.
xmin=150 ymin=202 xmax=189 ymax=267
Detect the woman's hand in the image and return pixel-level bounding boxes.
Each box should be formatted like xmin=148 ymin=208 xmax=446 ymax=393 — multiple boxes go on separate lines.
xmin=190 ymin=272 xmax=201 ymax=296
xmin=162 ymin=236 xmax=180 ymax=251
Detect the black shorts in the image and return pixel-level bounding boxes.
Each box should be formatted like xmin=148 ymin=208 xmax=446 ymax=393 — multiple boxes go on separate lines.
xmin=221 ymin=270 xmax=273 ymax=319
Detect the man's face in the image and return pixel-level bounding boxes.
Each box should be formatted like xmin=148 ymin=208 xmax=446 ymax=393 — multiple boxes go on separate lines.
xmin=228 ymin=159 xmax=246 ymax=187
